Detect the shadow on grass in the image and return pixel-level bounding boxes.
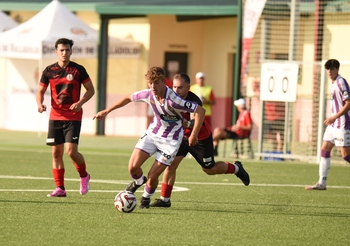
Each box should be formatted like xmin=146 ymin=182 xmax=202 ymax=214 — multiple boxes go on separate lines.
xmin=167 ymin=200 xmax=350 ymax=218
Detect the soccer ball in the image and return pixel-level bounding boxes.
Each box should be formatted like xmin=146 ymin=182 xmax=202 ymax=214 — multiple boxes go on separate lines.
xmin=114 ymin=190 xmax=137 ymax=213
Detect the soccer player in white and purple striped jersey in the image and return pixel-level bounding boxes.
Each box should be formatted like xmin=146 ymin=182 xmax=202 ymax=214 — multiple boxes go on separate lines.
xmin=306 ymin=59 xmax=350 ymax=190
xmin=93 ymin=66 xmax=205 ymax=207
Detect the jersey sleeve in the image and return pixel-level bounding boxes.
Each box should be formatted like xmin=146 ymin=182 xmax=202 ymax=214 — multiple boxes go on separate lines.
xmin=187 ymin=91 xmax=203 ymax=106
xmin=39 ymin=67 xmax=50 ymax=87
xmin=131 ymin=89 xmax=151 ymax=103
xmin=169 ymin=90 xmax=198 ymax=113
xmin=78 ymin=65 xmax=91 ymax=84
xmin=339 ymin=78 xmax=350 ymax=101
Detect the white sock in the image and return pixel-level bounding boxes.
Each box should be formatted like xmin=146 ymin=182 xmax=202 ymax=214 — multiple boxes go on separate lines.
xmin=160 ymin=196 xmax=170 ymax=202
xmin=135 ymin=175 xmax=145 ymax=185
xmin=318 ymin=157 xmax=330 ymax=186
xmin=142 ymin=190 xmax=154 ymax=198
xmin=233 ymin=163 xmax=239 ymax=174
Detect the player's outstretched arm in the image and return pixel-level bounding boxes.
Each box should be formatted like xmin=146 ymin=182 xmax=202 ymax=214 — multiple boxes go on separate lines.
xmin=93 ymin=95 xmax=132 ymax=120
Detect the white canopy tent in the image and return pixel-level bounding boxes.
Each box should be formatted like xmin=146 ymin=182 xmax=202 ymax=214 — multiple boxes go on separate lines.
xmin=0 ymin=0 xmax=141 ymax=133
xmin=0 ymin=12 xmax=18 ymax=130
xmin=0 ymin=0 xmax=140 ymax=59
xmin=0 ymin=11 xmax=18 ymax=32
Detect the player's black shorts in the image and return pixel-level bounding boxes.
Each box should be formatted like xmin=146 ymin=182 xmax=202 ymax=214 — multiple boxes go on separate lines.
xmin=224 ymin=129 xmax=239 ymax=139
xmin=176 ymin=134 xmax=215 ymax=169
xmin=46 ymin=120 xmax=82 ymax=146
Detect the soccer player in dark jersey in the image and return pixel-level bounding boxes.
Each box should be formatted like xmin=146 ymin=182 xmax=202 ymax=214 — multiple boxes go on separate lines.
xmin=150 ymin=73 xmax=250 ymax=207
xmin=36 ymin=38 xmax=95 ymax=197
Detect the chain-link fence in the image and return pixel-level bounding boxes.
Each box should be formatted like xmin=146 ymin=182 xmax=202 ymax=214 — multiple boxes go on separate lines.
xmin=242 ymin=0 xmax=350 ymax=163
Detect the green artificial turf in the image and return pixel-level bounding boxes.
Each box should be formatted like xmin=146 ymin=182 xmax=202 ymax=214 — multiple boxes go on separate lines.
xmin=0 ymin=130 xmax=349 ymax=246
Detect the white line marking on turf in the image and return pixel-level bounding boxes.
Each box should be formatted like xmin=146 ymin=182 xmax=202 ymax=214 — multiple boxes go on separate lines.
xmin=0 ymin=175 xmax=188 ymax=193
xmin=0 ymin=146 xmax=130 ymax=157
xmin=0 ymin=175 xmax=130 ymax=184
xmin=0 ymin=189 xmax=121 ymax=193
xmin=0 ymin=175 xmax=350 ymax=191
xmin=0 ymin=189 xmax=188 ymax=193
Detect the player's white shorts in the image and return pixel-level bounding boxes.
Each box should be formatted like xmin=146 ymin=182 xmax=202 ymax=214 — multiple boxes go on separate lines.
xmin=135 ymin=132 xmax=182 ymax=166
xmin=323 ymin=125 xmax=350 ymax=147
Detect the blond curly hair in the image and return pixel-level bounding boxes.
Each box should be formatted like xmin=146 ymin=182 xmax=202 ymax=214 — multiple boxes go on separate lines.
xmin=145 ymin=66 xmax=165 ymax=83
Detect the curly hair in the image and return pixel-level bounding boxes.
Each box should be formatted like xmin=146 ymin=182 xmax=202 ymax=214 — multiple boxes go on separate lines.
xmin=145 ymin=66 xmax=165 ymax=83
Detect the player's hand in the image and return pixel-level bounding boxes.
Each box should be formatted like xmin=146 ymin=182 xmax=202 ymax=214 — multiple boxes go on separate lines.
xmin=231 ymin=125 xmax=239 ymax=131
xmin=38 ymin=105 xmax=46 ymax=113
xmin=324 ymin=116 xmax=336 ymax=125
xmin=93 ymin=110 xmax=108 ymax=120
xmin=188 ymin=135 xmax=198 ymax=146
xmin=182 ymin=119 xmax=189 ymax=128
xmin=69 ymin=102 xmax=82 ymax=112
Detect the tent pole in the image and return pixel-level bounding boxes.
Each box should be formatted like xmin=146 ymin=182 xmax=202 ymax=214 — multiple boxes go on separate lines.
xmin=96 ymin=15 xmax=109 ymax=135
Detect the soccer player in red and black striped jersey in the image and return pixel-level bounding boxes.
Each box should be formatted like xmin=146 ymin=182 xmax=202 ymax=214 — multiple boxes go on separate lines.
xmin=36 ymin=38 xmax=95 ymax=197
xmin=150 ymin=73 xmax=250 ymax=208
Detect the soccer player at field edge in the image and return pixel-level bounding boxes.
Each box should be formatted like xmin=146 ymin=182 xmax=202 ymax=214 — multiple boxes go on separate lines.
xmin=306 ymin=59 xmax=350 ymax=190
xmin=93 ymin=66 xmax=205 ymax=208
xmin=36 ymin=38 xmax=95 ymax=197
xmin=150 ymin=73 xmax=250 ymax=208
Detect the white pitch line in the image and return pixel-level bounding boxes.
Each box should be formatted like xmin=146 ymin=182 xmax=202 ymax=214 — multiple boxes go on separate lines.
xmin=0 ymin=175 xmax=350 ymax=190
xmin=0 ymin=175 xmax=130 ymax=184
xmin=0 ymin=175 xmax=188 ymax=193
xmin=0 ymin=189 xmax=122 ymax=193
xmin=0 ymin=146 xmax=130 ymax=157
xmin=0 ymin=188 xmax=188 ymax=193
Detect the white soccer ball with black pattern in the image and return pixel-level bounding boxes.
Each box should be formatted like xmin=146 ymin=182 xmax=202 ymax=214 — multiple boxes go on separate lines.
xmin=114 ymin=190 xmax=137 ymax=213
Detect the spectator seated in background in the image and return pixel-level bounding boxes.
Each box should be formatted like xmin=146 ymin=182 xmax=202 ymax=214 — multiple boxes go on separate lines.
xmin=212 ymin=98 xmax=252 ymax=156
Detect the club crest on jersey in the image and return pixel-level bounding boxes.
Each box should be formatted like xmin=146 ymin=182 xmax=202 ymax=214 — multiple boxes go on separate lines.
xmin=184 ymin=101 xmax=193 ymax=109
xmin=66 ymin=74 xmax=73 ymax=81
